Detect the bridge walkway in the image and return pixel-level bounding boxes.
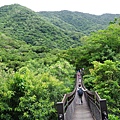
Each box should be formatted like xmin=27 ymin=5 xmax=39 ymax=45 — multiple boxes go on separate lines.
xmin=56 ymin=71 xmax=108 ymax=120
xmin=72 ymin=93 xmax=94 ymax=120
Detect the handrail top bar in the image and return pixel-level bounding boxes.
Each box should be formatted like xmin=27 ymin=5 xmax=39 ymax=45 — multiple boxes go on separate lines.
xmin=62 ymin=94 xmax=67 ymax=103
xmin=86 ymin=90 xmax=107 ymax=101
xmin=61 ymin=80 xmax=77 ymax=103
xmin=86 ymin=90 xmax=95 ymax=94
xmin=95 ymin=92 xmax=107 ymax=101
xmin=57 ymin=102 xmax=63 ymax=104
xmin=62 ymin=88 xmax=77 ymax=103
xmin=99 ymin=99 xmax=106 ymax=101
xmin=95 ymin=91 xmax=101 ymax=99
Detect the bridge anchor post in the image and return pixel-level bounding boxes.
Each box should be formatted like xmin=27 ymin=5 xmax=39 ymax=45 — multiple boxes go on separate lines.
xmin=100 ymin=99 xmax=108 ymax=120
xmin=56 ymin=102 xmax=64 ymax=120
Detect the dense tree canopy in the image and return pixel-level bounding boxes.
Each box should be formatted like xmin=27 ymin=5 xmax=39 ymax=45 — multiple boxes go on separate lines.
xmin=0 ymin=4 xmax=120 ymax=120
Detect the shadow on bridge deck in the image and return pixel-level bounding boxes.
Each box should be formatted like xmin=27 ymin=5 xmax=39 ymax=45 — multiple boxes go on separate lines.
xmin=72 ymin=93 xmax=94 ymax=120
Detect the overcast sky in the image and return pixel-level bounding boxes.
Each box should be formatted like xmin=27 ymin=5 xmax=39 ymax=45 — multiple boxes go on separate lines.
xmin=0 ymin=0 xmax=120 ymax=15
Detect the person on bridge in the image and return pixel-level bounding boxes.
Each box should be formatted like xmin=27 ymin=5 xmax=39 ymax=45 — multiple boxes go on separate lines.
xmin=77 ymin=83 xmax=87 ymax=104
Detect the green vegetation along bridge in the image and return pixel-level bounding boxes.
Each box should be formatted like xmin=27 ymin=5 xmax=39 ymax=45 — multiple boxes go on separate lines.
xmin=56 ymin=72 xmax=108 ymax=120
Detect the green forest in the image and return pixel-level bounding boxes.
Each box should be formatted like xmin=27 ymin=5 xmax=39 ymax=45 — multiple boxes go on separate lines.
xmin=0 ymin=4 xmax=120 ymax=120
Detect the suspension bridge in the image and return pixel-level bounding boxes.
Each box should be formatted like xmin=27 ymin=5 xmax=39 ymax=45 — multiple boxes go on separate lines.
xmin=56 ymin=71 xmax=108 ymax=120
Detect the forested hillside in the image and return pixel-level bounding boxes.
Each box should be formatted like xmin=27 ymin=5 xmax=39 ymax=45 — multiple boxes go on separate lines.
xmin=1 ymin=4 xmax=120 ymax=50
xmin=0 ymin=4 xmax=82 ymax=50
xmin=39 ymin=10 xmax=120 ymax=34
xmin=0 ymin=3 xmax=120 ymax=120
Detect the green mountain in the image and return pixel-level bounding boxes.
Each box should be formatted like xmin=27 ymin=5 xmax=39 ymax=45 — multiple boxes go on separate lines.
xmin=0 ymin=4 xmax=82 ymax=50
xmin=0 ymin=4 xmax=120 ymax=50
xmin=39 ymin=10 xmax=120 ymax=34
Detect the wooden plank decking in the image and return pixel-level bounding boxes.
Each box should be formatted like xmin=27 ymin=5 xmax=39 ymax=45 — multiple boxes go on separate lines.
xmin=72 ymin=93 xmax=94 ymax=120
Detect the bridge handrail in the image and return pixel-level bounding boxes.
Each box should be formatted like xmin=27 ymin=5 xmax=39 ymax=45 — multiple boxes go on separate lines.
xmin=56 ymin=74 xmax=78 ymax=120
xmin=82 ymin=82 xmax=108 ymax=120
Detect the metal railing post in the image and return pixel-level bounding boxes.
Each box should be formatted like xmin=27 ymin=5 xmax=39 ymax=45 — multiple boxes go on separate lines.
xmin=56 ymin=102 xmax=64 ymax=120
xmin=100 ymin=99 xmax=108 ymax=120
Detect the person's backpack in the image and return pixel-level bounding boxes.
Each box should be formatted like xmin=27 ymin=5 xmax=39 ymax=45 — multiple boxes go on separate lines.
xmin=78 ymin=87 xmax=83 ymax=96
